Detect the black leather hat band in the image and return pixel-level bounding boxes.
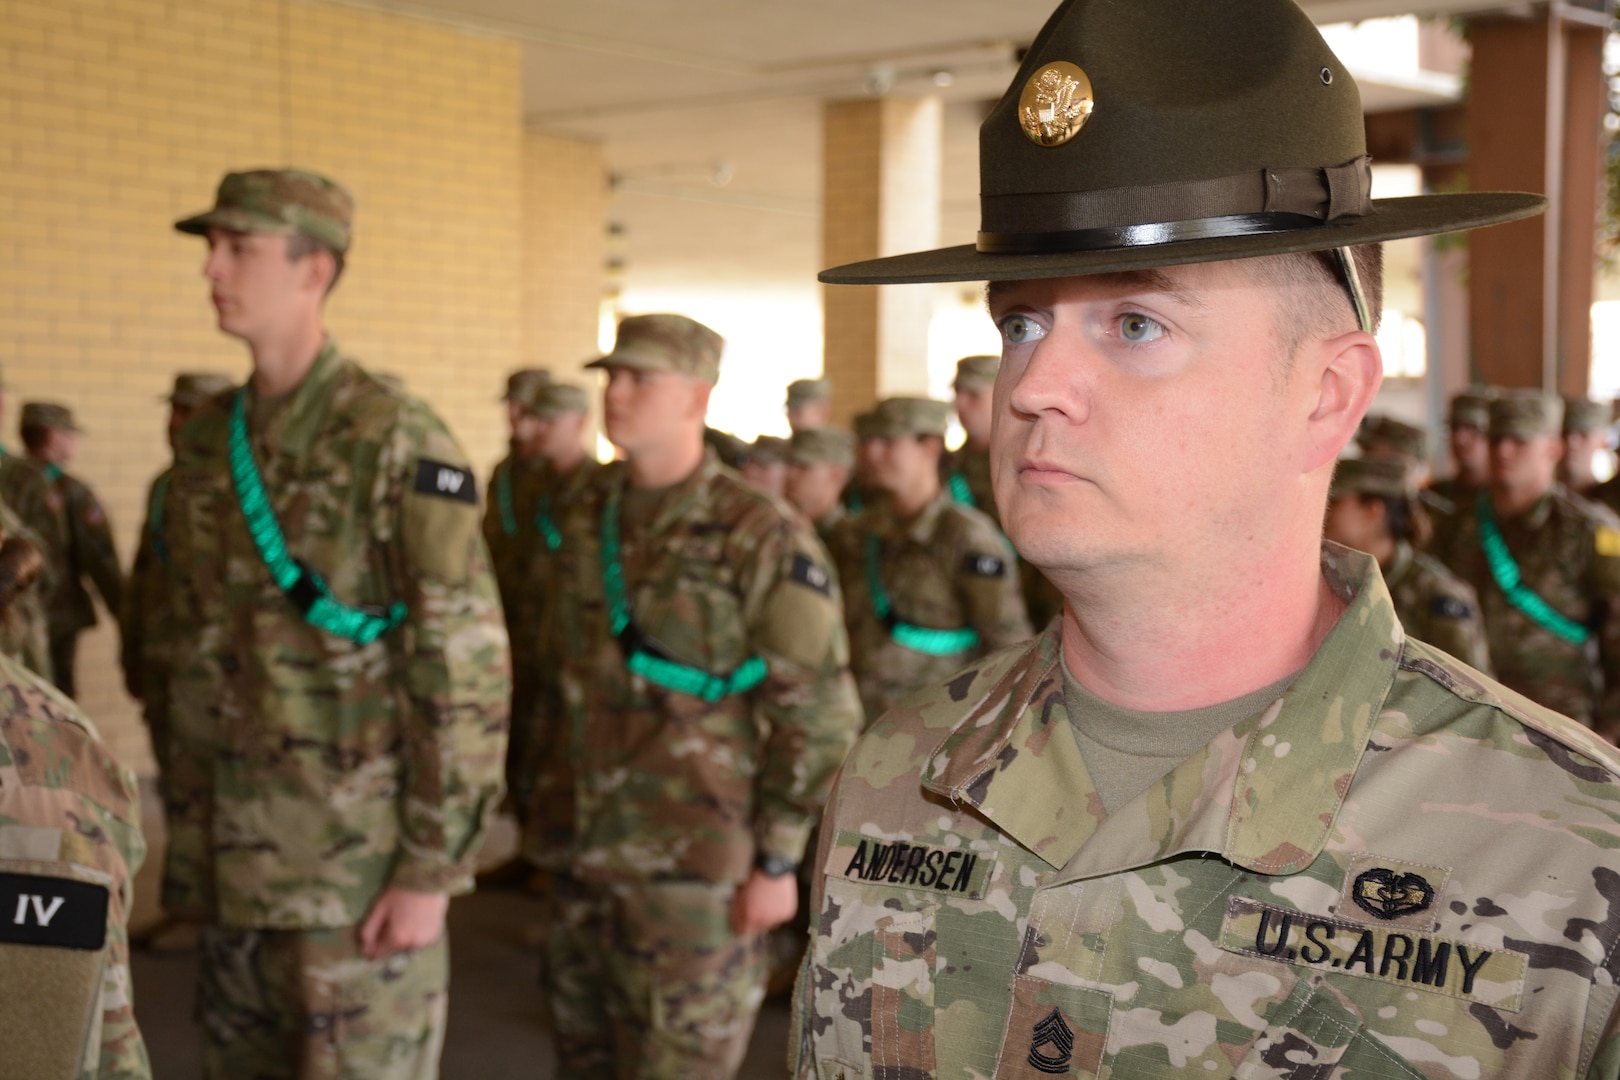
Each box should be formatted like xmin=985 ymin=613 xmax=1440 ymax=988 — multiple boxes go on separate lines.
xmin=977 ymin=156 xmax=1372 ymax=255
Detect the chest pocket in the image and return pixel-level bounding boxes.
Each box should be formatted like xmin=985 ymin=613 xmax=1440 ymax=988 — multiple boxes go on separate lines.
xmin=1226 ymin=980 xmax=1424 ymax=1080
xmin=630 ymin=550 xmax=748 ymax=674
xmin=808 ymin=875 xmax=938 ymax=1080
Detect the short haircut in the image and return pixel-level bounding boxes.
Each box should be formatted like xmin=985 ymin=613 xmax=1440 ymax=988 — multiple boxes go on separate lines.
xmin=285 ymin=232 xmax=346 ymax=293
xmin=1245 ymin=245 xmax=1385 ymax=362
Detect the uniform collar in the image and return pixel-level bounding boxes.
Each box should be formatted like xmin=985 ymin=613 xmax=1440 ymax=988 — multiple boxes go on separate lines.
xmin=612 ymin=449 xmax=722 ymax=539
xmin=920 ymin=544 xmax=1402 ymax=880
xmin=246 ymin=337 xmax=347 ymax=460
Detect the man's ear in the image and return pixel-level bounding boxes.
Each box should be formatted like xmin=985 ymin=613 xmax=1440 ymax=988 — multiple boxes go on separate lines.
xmin=690 ymin=379 xmax=715 ymax=422
xmin=1302 ymin=331 xmax=1382 ymax=474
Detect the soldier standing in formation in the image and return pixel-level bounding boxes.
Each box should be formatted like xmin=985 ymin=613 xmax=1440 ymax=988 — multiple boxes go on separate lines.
xmin=1324 ymin=456 xmax=1490 ymax=671
xmin=784 ymin=377 xmax=832 ymax=434
xmin=942 ymin=354 xmax=999 ymax=516
xmin=1560 ymin=395 xmax=1612 ymax=498
xmin=536 ymin=314 xmax=861 ymax=1078
xmin=783 ymin=428 xmax=855 ymax=545
xmin=163 ymin=168 xmax=509 ymax=1078
xmin=828 ymin=396 xmax=1031 ymax=721
xmin=791 ymin=0 xmax=1620 ymax=1075
xmin=740 ymin=434 xmax=790 ymax=496
xmin=484 ymin=367 xmax=551 ymax=687
xmin=1430 ymin=391 xmax=1620 ymax=739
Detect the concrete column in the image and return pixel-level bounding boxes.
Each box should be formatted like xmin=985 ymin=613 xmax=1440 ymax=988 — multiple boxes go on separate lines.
xmin=821 ymin=96 xmax=942 ymax=423
xmin=1467 ymin=7 xmax=1606 ymax=393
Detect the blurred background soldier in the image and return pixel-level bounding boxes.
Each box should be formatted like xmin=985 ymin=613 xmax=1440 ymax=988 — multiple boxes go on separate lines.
xmin=830 ymin=396 xmax=1032 ymax=721
xmin=15 ymin=402 xmax=123 ymax=698
xmin=1431 ymin=391 xmax=1620 ymax=740
xmin=1325 ymin=456 xmax=1490 ymax=672
xmin=784 ymin=428 xmax=854 ymax=543
xmin=539 ymin=314 xmax=861 ymax=1078
xmin=943 ymin=354 xmax=999 ymax=517
xmin=0 ymin=521 xmax=150 ymax=1080
xmin=484 ymin=368 xmax=551 ymax=641
xmin=1559 ymin=395 xmax=1613 ymax=499
xmin=740 ymin=434 xmax=789 ymax=496
xmin=1356 ymin=412 xmax=1430 ymax=482
xmin=784 ymin=377 xmax=831 ymax=434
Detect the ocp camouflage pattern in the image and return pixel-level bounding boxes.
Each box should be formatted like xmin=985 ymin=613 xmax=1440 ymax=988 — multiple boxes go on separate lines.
xmin=791 ymin=545 xmax=1620 ymax=1079
xmin=1382 ymin=540 xmax=1491 ymax=675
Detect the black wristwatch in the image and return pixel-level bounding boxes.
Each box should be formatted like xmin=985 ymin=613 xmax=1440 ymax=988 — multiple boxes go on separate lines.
xmin=755 ymin=853 xmax=799 ymax=878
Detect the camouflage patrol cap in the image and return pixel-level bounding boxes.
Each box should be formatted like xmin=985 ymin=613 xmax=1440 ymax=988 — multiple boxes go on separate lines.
xmin=20 ymin=402 xmax=79 ymax=433
xmin=1329 ymin=456 xmax=1415 ymax=500
xmin=1447 ymin=387 xmax=1499 ymax=431
xmin=853 ymin=410 xmax=882 ymax=440
xmin=587 ymin=314 xmax=724 ymax=385
xmin=1561 ymin=396 xmax=1613 ymax=434
xmin=174 ymin=169 xmax=355 ymax=254
xmin=166 ymin=372 xmax=235 ymax=408
xmin=522 ymin=382 xmax=589 ymax=418
xmin=1489 ymin=390 xmax=1564 ymax=441
xmin=952 ymin=355 xmax=1001 ymax=393
xmin=501 ymin=368 xmax=550 ymax=402
xmin=865 ymin=397 xmax=952 ymax=438
xmin=747 ymin=434 xmax=791 ymax=465
xmin=786 ymin=378 xmax=831 ymax=408
xmin=1355 ymin=414 xmax=1427 ymax=462
xmin=788 ymin=429 xmax=856 ymax=469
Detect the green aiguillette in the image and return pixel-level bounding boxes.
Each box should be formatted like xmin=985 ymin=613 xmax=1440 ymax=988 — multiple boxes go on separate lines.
xmin=864 ymin=534 xmax=980 ymax=656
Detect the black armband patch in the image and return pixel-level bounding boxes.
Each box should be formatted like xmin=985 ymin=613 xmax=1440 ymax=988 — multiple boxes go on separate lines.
xmin=1430 ymin=596 xmax=1474 ymax=621
xmin=963 ymin=553 xmax=1007 ymax=577
xmin=791 ymin=553 xmax=833 ymax=596
xmin=0 ymin=872 xmax=108 ymax=950
xmin=413 ymin=459 xmax=477 ymax=504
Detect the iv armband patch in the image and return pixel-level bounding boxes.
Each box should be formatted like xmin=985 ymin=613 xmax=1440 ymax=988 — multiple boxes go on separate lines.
xmin=413 ymin=459 xmax=477 ymax=505
xmin=0 ymin=872 xmax=108 ymax=950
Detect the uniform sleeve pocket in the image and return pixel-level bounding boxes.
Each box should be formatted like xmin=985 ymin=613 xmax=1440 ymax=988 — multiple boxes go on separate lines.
xmin=1229 ymin=982 xmax=1424 ymax=1080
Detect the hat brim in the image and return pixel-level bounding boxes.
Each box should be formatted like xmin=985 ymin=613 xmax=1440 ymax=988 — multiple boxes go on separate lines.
xmin=820 ymin=192 xmax=1547 ymax=285
xmin=584 ymin=351 xmax=718 ymax=384
xmin=174 ymin=208 xmax=297 ymax=238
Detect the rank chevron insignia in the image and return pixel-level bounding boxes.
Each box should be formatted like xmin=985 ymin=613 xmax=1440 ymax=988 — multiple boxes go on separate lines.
xmin=1028 ymin=1007 xmax=1075 ymax=1074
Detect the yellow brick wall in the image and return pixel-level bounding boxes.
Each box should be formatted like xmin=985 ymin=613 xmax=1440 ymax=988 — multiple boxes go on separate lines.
xmin=523 ymin=133 xmax=608 ymax=385
xmin=1 ymin=0 xmax=599 ymax=772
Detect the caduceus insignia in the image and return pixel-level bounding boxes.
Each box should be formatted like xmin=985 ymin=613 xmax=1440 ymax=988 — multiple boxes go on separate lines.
xmin=1018 ymin=62 xmax=1095 ymax=147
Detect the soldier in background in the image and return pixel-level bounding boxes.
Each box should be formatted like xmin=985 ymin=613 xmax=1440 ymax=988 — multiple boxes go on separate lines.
xmin=167 ymin=168 xmax=509 ymax=1077
xmin=15 ymin=402 xmax=122 ymax=698
xmin=943 ymin=354 xmax=999 ymax=517
xmin=539 ymin=314 xmax=861 ymax=1078
xmin=1431 ymin=391 xmax=1620 ymax=739
xmin=784 ymin=428 xmax=855 ymax=544
xmin=785 ymin=377 xmax=832 ymax=434
xmin=1430 ymin=388 xmax=1496 ymax=506
xmin=740 ymin=434 xmax=790 ymax=496
xmin=1559 ymin=395 xmax=1612 ymax=498
xmin=829 ymin=396 xmax=1031 ymax=721
xmin=484 ymin=368 xmax=550 ymax=633
xmin=0 ymin=521 xmax=150 ymax=1080
xmin=1324 ymin=456 xmax=1490 ymax=672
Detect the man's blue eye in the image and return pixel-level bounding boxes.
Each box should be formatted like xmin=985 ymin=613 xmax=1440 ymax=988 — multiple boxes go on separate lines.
xmin=1000 ymin=315 xmax=1046 ymax=345
xmin=1119 ymin=313 xmax=1165 ymax=343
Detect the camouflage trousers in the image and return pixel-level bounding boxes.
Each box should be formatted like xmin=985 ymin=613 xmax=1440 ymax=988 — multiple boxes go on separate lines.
xmin=197 ymin=924 xmax=449 ymax=1080
xmin=545 ymin=873 xmax=767 ymax=1080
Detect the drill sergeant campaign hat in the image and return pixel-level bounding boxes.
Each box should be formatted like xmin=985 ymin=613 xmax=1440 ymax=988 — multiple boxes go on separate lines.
xmin=501 ymin=368 xmax=550 ymax=403
xmin=952 ymin=355 xmax=1001 ymax=394
xmin=522 ymin=381 xmax=590 ymax=418
xmin=1489 ymin=390 xmax=1564 ymax=442
xmin=1356 ymin=414 xmax=1428 ymax=463
xmin=786 ymin=378 xmax=832 ymax=409
xmin=20 ymin=402 xmax=79 ymax=433
xmin=166 ymin=372 xmax=235 ymax=408
xmin=1448 ymin=388 xmax=1499 ymax=431
xmin=1330 ymin=456 xmax=1417 ymax=501
xmin=174 ymin=168 xmax=355 ymax=255
xmin=864 ymin=397 xmax=954 ymax=439
xmin=1562 ymin=396 xmax=1614 ymax=435
xmin=819 ymin=0 xmax=1544 ymax=301
xmin=587 ymin=314 xmax=725 ymax=386
xmin=788 ymin=429 xmax=857 ymax=469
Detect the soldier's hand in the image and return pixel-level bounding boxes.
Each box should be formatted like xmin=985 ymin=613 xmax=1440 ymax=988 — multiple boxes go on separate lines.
xmin=357 ymin=887 xmax=449 ymax=960
xmin=730 ymin=869 xmax=798 ymax=938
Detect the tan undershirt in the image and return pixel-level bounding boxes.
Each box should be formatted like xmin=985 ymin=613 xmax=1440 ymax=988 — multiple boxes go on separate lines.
xmin=1062 ymin=661 xmax=1299 ymax=815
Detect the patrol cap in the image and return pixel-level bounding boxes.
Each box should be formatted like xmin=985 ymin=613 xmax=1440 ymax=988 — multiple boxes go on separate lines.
xmin=20 ymin=402 xmax=79 ymax=433
xmin=747 ymin=434 xmax=791 ymax=465
xmin=501 ymin=368 xmax=550 ymax=402
xmin=1329 ymin=456 xmax=1415 ymax=500
xmin=1356 ymin=414 xmax=1427 ymax=462
xmin=166 ymin=372 xmax=234 ymax=408
xmin=1448 ymin=388 xmax=1498 ymax=431
xmin=174 ymin=168 xmax=355 ymax=255
xmin=788 ymin=429 xmax=856 ymax=468
xmin=1561 ymin=396 xmax=1613 ymax=435
xmin=853 ymin=410 xmax=882 ymax=440
xmin=587 ymin=314 xmax=724 ymax=385
xmin=820 ymin=0 xmax=1544 ymax=286
xmin=786 ymin=378 xmax=831 ymax=408
xmin=1489 ymin=390 xmax=1564 ymax=441
xmin=523 ymin=382 xmax=590 ymax=418
xmin=864 ymin=397 xmax=952 ymax=439
xmin=952 ymin=355 xmax=1001 ymax=393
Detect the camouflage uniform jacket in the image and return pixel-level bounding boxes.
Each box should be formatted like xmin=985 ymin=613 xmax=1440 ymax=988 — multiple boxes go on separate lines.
xmin=2 ymin=459 xmax=121 ymax=640
xmin=942 ymin=443 xmax=998 ymax=528
xmin=1423 ymin=475 xmax=1480 ymax=554
xmin=1430 ymin=486 xmax=1620 ymax=735
xmin=791 ymin=545 xmax=1620 ymax=1079
xmin=0 ymin=495 xmax=55 ymax=680
xmin=482 ymin=450 xmax=546 ymax=631
xmin=157 ymin=341 xmax=510 ymax=928
xmin=0 ymin=651 xmax=150 ymax=1079
xmin=119 ymin=467 xmax=173 ymax=778
xmin=1382 ymin=540 xmax=1492 ymax=675
xmin=543 ymin=453 xmax=862 ymax=883
xmin=829 ymin=493 xmax=1032 ymax=722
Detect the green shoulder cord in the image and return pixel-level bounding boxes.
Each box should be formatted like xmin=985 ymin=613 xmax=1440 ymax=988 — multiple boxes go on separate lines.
xmin=536 ymin=495 xmax=562 ymax=552
xmin=599 ymin=484 xmax=767 ymax=702
xmin=149 ymin=473 xmax=170 ymax=568
xmin=228 ymin=391 xmax=406 ymax=646
xmin=946 ymin=472 xmax=976 ymax=509
xmin=42 ymin=463 xmax=62 ymax=483
xmin=1475 ymin=494 xmax=1591 ymax=646
xmin=495 ymin=461 xmax=518 ymax=538
xmin=864 ymin=534 xmax=981 ymax=656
